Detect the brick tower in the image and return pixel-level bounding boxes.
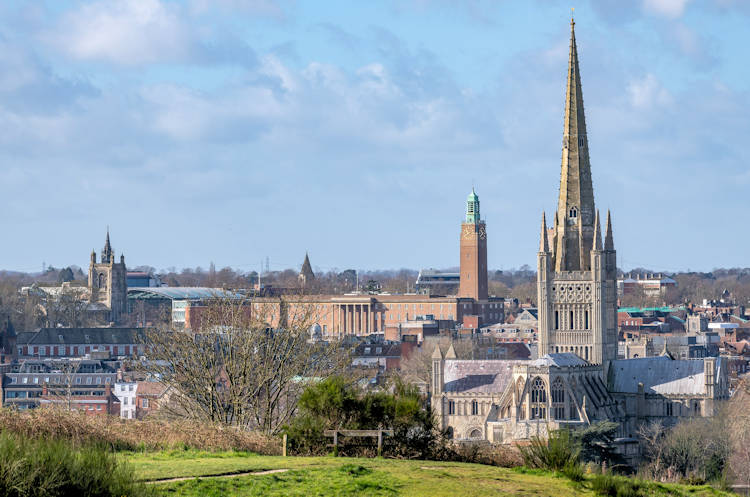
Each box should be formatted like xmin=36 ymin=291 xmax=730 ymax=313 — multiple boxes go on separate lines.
xmin=458 ymin=189 xmax=488 ymax=300
xmin=537 ymin=18 xmax=618 ymax=368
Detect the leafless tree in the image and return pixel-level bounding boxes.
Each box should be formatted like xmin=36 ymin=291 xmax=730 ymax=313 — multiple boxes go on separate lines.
xmin=142 ymin=297 xmax=349 ymax=434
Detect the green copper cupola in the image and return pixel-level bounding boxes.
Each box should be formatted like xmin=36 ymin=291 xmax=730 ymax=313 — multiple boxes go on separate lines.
xmin=466 ymin=189 xmax=480 ymax=224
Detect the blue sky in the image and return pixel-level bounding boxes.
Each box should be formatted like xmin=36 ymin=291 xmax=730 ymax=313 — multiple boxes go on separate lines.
xmin=1 ymin=0 xmax=749 ymax=274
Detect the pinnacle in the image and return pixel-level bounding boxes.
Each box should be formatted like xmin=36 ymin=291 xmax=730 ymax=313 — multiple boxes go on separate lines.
xmin=540 ymin=212 xmax=549 ymax=253
xmin=605 ymin=210 xmax=614 ymax=251
xmin=593 ymin=210 xmax=602 ymax=251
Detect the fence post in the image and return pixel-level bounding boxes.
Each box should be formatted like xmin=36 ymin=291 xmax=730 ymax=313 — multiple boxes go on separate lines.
xmin=333 ymin=430 xmax=339 ymax=457
xmin=282 ymin=434 xmax=287 ymax=457
xmin=377 ymin=429 xmax=382 ymax=457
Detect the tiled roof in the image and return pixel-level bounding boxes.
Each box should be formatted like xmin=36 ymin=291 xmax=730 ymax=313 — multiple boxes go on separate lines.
xmin=443 ymin=360 xmax=525 ymax=394
xmin=17 ymin=328 xmax=146 ymax=345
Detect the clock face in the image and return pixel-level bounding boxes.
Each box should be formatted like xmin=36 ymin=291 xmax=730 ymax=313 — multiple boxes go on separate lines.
xmin=478 ymin=226 xmax=487 ymax=240
xmin=462 ymin=226 xmax=474 ymax=239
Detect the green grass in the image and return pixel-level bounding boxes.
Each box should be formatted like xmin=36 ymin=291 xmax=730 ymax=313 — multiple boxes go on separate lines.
xmin=124 ymin=451 xmax=735 ymax=497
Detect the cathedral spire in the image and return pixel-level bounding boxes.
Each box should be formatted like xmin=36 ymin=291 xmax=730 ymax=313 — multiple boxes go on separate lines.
xmin=540 ymin=212 xmax=548 ymax=253
xmin=605 ymin=210 xmax=614 ymax=251
xmin=554 ymin=18 xmax=595 ymax=271
xmin=557 ymin=17 xmax=594 ymax=227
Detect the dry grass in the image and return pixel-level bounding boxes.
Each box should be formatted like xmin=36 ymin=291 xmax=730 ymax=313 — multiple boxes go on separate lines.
xmin=0 ymin=408 xmax=280 ymax=454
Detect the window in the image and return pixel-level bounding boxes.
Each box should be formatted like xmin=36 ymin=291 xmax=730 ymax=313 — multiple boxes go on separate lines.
xmin=555 ymin=311 xmax=559 ymax=330
xmin=585 ymin=310 xmax=589 ymax=330
xmin=570 ymin=311 xmax=574 ymax=330
xmin=128 ymin=385 xmax=134 ymax=392
xmin=123 ymin=397 xmax=128 ymax=406
xmin=471 ymin=400 xmax=479 ymax=415
xmin=530 ymin=377 xmax=547 ymax=420
xmin=569 ymin=206 xmax=578 ymax=218
xmin=448 ymin=401 xmax=455 ymax=415
xmin=665 ymin=402 xmax=673 ymax=416
xmin=142 ymin=399 xmax=149 ymax=408
xmin=552 ymin=377 xmax=566 ymax=420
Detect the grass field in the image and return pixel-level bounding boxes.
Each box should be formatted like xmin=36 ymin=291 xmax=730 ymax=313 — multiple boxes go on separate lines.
xmin=123 ymin=450 xmax=733 ymax=497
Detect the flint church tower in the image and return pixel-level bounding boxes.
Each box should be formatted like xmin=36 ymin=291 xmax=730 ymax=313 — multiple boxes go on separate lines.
xmin=538 ymin=19 xmax=618 ymax=368
xmin=88 ymin=230 xmax=128 ymax=324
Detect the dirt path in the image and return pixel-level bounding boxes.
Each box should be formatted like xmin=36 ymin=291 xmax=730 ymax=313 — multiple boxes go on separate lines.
xmin=146 ymin=468 xmax=289 ymax=484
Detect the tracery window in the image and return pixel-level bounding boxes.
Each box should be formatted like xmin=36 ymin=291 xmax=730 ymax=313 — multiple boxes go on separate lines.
xmin=552 ymin=377 xmax=566 ymax=420
xmin=530 ymin=377 xmax=547 ymax=420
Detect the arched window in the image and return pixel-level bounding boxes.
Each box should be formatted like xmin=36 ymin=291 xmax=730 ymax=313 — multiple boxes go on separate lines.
xmin=569 ymin=206 xmax=578 ymax=218
xmin=530 ymin=377 xmax=547 ymax=420
xmin=469 ymin=428 xmax=482 ymax=440
xmin=471 ymin=400 xmax=479 ymax=415
xmin=448 ymin=400 xmax=455 ymax=415
xmin=552 ymin=377 xmax=566 ymax=420
xmin=98 ymin=273 xmax=105 ymax=288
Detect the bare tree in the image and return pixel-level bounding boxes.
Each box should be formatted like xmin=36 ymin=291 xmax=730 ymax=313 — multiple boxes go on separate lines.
xmin=142 ymin=297 xmax=349 ymax=434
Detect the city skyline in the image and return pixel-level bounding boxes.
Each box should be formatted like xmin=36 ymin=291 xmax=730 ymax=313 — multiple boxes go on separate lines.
xmin=1 ymin=1 xmax=749 ymax=273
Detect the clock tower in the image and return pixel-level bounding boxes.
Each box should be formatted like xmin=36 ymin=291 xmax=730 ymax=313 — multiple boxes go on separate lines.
xmin=458 ymin=189 xmax=488 ymax=300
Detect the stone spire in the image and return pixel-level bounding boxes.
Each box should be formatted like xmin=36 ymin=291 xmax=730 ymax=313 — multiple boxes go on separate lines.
xmin=593 ymin=210 xmax=602 ymax=251
xmin=299 ymin=252 xmax=315 ymax=285
xmin=554 ymin=18 xmax=596 ymax=271
xmin=102 ymin=228 xmax=113 ymax=264
xmin=605 ymin=210 xmax=614 ymax=251
xmin=539 ymin=212 xmax=548 ymax=253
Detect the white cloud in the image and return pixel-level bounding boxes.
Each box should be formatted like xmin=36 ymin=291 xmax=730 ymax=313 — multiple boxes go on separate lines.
xmin=51 ymin=0 xmax=192 ymax=65
xmin=643 ymin=0 xmax=691 ymax=18
xmin=626 ymin=74 xmax=673 ymax=110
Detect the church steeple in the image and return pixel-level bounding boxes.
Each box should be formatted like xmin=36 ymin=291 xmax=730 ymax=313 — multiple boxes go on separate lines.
xmin=554 ymin=17 xmax=596 ymax=271
xmin=102 ymin=228 xmax=113 ymax=264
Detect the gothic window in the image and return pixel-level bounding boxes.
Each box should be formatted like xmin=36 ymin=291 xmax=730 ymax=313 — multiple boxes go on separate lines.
xmin=555 ymin=311 xmax=559 ymax=330
xmin=471 ymin=400 xmax=479 ymax=415
xmin=665 ymin=401 xmax=673 ymax=417
xmin=448 ymin=401 xmax=455 ymax=415
xmin=569 ymin=206 xmax=578 ymax=218
xmin=530 ymin=377 xmax=547 ymax=420
xmin=585 ymin=310 xmax=589 ymax=330
xmin=469 ymin=428 xmax=482 ymax=440
xmin=552 ymin=377 xmax=566 ymax=420
xmin=570 ymin=311 xmax=574 ymax=330
xmin=98 ymin=273 xmax=105 ymax=288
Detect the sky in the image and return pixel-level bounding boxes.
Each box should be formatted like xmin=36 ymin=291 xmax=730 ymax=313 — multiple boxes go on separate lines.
xmin=1 ymin=0 xmax=749 ymax=275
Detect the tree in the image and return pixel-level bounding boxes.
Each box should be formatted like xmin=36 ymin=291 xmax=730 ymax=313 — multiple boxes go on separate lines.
xmin=142 ymin=297 xmax=349 ymax=434
xmin=57 ymin=267 xmax=75 ymax=283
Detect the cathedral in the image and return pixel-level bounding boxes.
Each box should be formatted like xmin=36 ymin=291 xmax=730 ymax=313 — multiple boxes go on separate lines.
xmin=431 ymin=19 xmax=728 ymax=447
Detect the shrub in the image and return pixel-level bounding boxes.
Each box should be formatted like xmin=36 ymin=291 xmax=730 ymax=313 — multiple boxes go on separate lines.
xmin=519 ymin=428 xmax=581 ymax=472
xmin=560 ymin=462 xmax=585 ymax=482
xmin=0 ymin=432 xmax=151 ymax=497
xmin=286 ymin=376 xmax=442 ymax=458
xmin=0 ymin=408 xmax=278 ymax=454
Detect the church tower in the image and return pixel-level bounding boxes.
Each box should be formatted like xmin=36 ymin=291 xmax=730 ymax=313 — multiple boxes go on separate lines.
xmin=538 ymin=19 xmax=618 ymax=368
xmin=88 ymin=229 xmax=128 ymax=323
xmin=458 ymin=189 xmax=488 ymax=300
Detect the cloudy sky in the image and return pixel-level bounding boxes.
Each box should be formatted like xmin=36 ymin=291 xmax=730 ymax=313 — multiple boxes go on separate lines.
xmin=1 ymin=0 xmax=748 ymax=274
